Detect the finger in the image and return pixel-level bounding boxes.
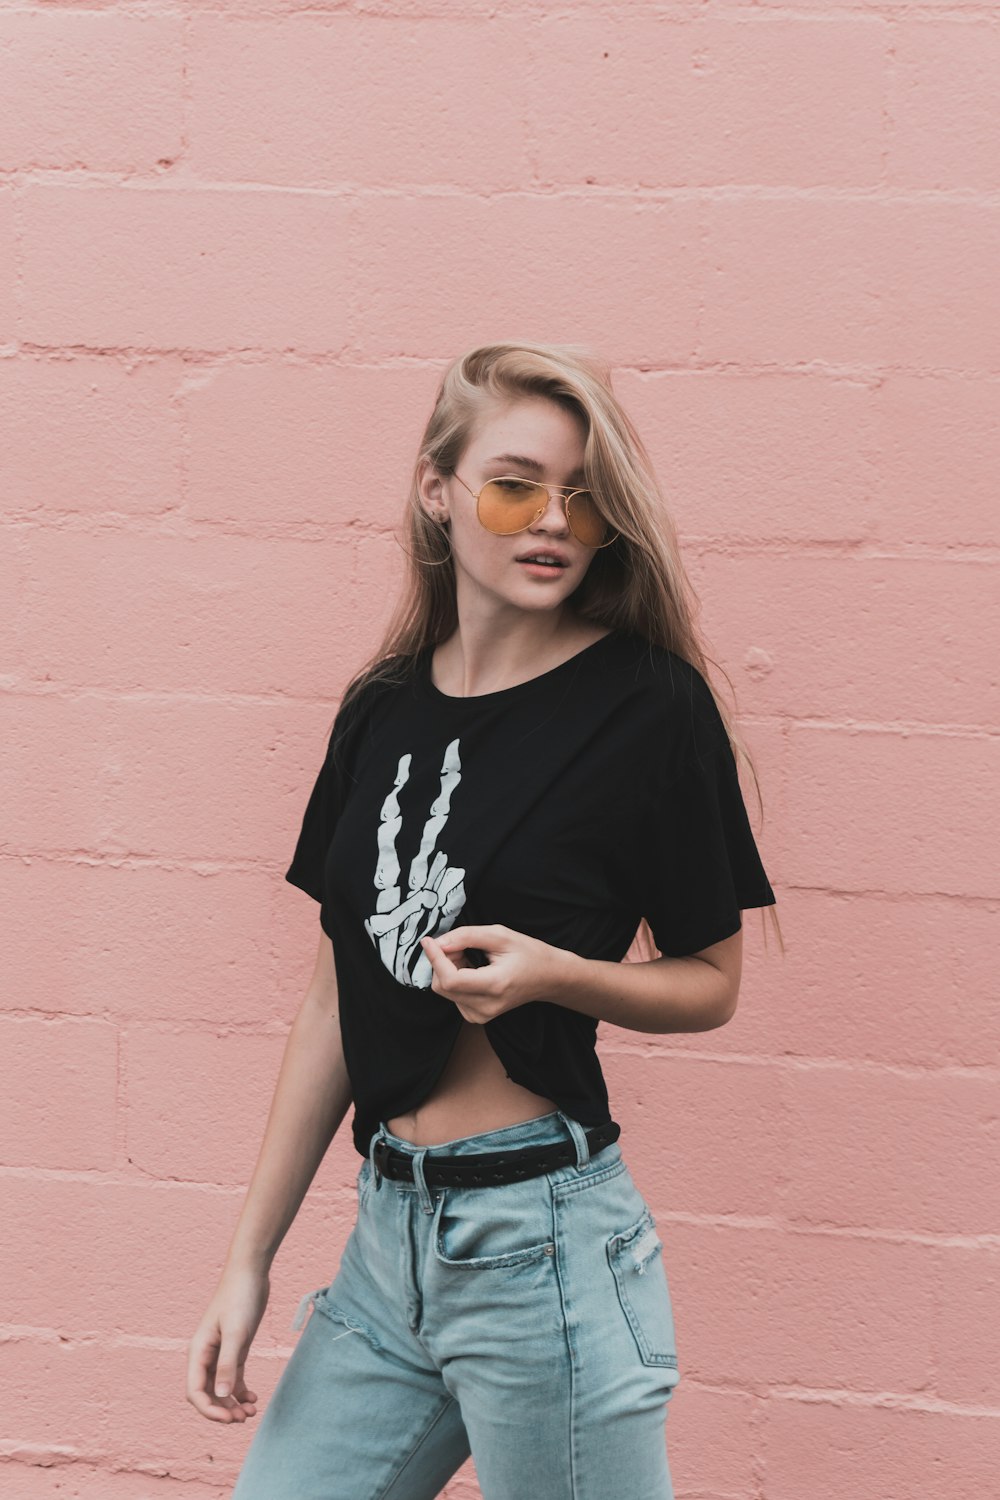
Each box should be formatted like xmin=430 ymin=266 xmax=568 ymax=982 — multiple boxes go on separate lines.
xmin=202 ymin=1386 xmax=252 ymax=1423
xmin=422 ymin=930 xmax=461 ymax=990
xmin=188 ymin=1336 xmax=222 ymax=1404
xmin=423 ymin=937 xmax=490 ymax=994
xmin=186 ymin=1333 xmax=253 ymax=1422
xmin=397 ymin=849 xmax=448 ymax=958
xmin=229 ymin=1374 xmax=256 ymax=1404
xmin=371 ymin=754 xmax=410 ymax=977
xmin=423 ymin=848 xmax=448 ymax=893
xmin=214 ymin=1340 xmax=247 ymax=1404
xmin=398 ymin=738 xmax=465 ymax=964
xmin=411 ymin=737 xmax=463 ymax=889
xmin=421 ymin=934 xmax=460 ymax=987
xmin=420 ymin=932 xmax=443 ymax=976
xmin=373 ymin=754 xmax=409 ymax=903
xmin=425 ymin=930 xmax=491 ymax=978
xmin=188 ymin=1387 xmax=243 ymax=1421
xmin=212 ymin=1363 xmax=258 ymax=1418
xmin=436 ymin=873 xmax=467 ymax=924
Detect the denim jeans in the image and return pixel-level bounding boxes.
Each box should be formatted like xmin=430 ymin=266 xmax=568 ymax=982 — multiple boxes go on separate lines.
xmin=230 ymin=1109 xmax=681 ymax=1500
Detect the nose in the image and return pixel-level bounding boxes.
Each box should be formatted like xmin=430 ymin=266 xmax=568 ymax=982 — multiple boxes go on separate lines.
xmin=530 ymin=488 xmax=573 ymax=533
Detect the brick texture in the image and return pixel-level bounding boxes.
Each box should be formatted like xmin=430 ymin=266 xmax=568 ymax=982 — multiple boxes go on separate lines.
xmin=1 ymin=4 xmax=996 ymax=1495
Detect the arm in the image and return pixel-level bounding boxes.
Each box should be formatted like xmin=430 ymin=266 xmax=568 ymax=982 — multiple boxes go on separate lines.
xmin=421 ymin=924 xmax=743 ymax=1036
xmin=549 ymin=926 xmax=743 ymax=1035
xmin=222 ymin=927 xmax=353 ymax=1275
xmin=187 ymin=927 xmax=353 ymax=1424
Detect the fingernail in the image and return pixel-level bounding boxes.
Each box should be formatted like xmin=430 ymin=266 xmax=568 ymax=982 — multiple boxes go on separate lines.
xmin=217 ymin=1384 xmax=230 ymax=1397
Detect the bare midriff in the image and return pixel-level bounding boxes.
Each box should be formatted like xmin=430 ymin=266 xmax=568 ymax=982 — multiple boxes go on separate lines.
xmin=385 ymin=1020 xmax=558 ymax=1147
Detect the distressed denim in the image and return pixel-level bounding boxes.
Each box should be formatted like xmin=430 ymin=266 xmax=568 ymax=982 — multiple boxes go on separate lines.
xmin=230 ymin=1109 xmax=681 ymax=1500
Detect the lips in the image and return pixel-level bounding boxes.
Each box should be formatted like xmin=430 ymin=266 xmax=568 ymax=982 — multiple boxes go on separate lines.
xmin=515 ymin=550 xmax=569 ymax=568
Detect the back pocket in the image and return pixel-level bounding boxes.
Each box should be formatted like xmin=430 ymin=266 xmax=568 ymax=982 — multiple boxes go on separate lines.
xmin=606 ymin=1206 xmax=680 ymax=1374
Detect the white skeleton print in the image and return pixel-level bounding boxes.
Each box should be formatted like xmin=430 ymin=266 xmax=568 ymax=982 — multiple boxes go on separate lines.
xmin=363 ymin=737 xmax=468 ymax=988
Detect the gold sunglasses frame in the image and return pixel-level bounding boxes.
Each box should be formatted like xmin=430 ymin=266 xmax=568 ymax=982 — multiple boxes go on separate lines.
xmin=446 ymin=469 xmax=620 ymax=550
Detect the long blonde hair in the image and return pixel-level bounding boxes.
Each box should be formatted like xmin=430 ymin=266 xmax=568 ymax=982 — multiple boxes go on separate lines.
xmin=334 ymin=339 xmax=782 ymax=961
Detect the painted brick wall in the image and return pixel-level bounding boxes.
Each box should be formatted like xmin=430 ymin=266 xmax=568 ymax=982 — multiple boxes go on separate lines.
xmin=1 ymin=1 xmax=997 ymax=1496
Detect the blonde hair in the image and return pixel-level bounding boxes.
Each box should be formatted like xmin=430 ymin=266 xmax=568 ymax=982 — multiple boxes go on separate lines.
xmin=335 ymin=339 xmax=782 ymax=961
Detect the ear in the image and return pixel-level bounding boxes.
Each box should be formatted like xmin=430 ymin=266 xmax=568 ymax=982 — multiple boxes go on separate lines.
xmin=416 ymin=456 xmax=450 ymax=524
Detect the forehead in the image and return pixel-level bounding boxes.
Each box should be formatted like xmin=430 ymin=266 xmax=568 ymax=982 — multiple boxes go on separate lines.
xmin=465 ymin=398 xmax=588 ymax=481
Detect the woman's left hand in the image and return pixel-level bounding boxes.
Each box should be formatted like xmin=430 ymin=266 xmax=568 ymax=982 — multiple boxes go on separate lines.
xmin=420 ymin=925 xmax=571 ymax=1025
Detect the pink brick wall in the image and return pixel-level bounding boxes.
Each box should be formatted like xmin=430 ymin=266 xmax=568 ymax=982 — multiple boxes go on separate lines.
xmin=2 ymin=3 xmax=997 ymax=1496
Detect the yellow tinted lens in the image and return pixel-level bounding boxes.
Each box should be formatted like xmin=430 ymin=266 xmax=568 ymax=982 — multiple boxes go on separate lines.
xmin=567 ymin=492 xmax=610 ymax=547
xmin=478 ymin=478 xmax=546 ymax=534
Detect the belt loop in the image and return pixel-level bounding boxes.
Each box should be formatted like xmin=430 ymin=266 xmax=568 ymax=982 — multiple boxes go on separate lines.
xmin=557 ymin=1109 xmax=591 ymax=1169
xmin=411 ymin=1147 xmax=435 ymax=1215
xmin=369 ymin=1123 xmax=386 ymax=1192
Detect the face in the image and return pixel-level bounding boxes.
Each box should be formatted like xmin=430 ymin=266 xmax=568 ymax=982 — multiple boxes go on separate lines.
xmin=419 ymin=397 xmax=600 ymax=623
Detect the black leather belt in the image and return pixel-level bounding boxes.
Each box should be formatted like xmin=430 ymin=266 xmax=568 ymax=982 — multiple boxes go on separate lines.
xmin=371 ymin=1119 xmax=621 ymax=1188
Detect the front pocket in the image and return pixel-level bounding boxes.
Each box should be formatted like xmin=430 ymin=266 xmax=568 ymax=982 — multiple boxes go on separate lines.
xmin=606 ymin=1207 xmax=680 ymax=1373
xmin=432 ymin=1187 xmax=556 ymax=1270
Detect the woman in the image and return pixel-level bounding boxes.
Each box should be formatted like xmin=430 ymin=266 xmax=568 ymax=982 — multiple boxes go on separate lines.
xmin=187 ymin=340 xmax=780 ymax=1500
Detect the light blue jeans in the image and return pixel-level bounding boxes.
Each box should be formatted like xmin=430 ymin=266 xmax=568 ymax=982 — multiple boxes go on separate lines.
xmin=231 ymin=1109 xmax=681 ymax=1500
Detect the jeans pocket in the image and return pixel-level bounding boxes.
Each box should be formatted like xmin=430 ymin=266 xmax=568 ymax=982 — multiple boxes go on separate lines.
xmin=606 ymin=1206 xmax=680 ymax=1375
xmin=357 ymin=1160 xmax=372 ymax=1205
xmin=432 ymin=1186 xmax=556 ymax=1270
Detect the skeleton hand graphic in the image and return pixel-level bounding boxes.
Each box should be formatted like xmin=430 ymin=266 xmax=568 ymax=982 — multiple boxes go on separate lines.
xmin=363 ymin=737 xmax=468 ymax=988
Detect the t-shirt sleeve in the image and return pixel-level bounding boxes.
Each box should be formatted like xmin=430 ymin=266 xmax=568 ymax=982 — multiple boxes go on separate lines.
xmin=641 ymin=672 xmax=776 ymax=958
xmin=284 ymin=682 xmax=371 ymax=905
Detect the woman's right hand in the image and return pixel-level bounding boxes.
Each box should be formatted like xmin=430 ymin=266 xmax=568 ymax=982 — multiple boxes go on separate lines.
xmin=186 ymin=1264 xmax=271 ymax=1423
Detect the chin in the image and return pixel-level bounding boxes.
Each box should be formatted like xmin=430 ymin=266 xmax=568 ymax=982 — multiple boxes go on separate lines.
xmin=512 ymin=593 xmax=570 ymax=614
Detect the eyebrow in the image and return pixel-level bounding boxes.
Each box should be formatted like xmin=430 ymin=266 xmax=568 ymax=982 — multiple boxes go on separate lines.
xmin=484 ymin=453 xmax=587 ymax=483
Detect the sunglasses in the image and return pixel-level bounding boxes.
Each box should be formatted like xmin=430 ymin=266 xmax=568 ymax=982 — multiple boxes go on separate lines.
xmin=446 ymin=470 xmax=619 ymax=550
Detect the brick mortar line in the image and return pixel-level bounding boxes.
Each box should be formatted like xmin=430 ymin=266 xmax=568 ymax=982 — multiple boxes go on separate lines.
xmin=5 ymin=348 xmax=1000 ymax=378
xmin=1 ymin=690 xmax=995 ymax=738
xmin=4 ymin=176 xmax=1000 ymax=202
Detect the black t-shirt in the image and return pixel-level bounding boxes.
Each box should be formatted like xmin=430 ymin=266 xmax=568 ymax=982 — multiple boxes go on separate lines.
xmin=285 ymin=628 xmax=776 ymax=1158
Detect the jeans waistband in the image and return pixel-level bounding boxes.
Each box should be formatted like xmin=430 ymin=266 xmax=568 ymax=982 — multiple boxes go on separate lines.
xmin=367 ymin=1110 xmax=621 ymax=1205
